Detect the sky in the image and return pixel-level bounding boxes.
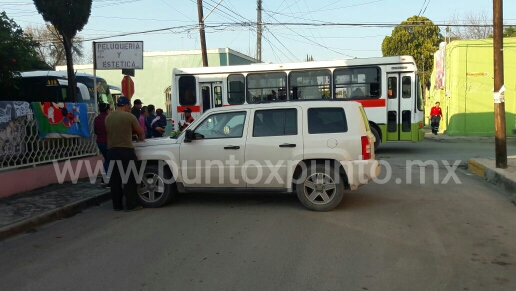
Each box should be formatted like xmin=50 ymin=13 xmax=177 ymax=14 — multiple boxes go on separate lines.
xmin=2 ymin=0 xmax=516 ymax=64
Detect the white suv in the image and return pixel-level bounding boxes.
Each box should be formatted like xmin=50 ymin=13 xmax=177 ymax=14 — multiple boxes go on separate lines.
xmin=134 ymin=101 xmax=380 ymax=212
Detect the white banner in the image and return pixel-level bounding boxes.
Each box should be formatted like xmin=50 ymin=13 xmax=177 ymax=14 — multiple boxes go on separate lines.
xmin=94 ymin=41 xmax=143 ymax=70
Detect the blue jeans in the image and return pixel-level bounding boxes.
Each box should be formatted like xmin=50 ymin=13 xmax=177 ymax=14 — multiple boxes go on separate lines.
xmin=97 ymin=142 xmax=109 ymax=175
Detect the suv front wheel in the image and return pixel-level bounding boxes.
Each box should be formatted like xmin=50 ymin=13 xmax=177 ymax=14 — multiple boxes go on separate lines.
xmin=137 ymin=164 xmax=177 ymax=208
xmin=296 ymin=164 xmax=345 ymax=211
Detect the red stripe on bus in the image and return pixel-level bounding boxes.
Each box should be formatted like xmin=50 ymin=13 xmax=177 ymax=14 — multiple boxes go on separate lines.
xmin=177 ymin=106 xmax=201 ymax=112
xmin=355 ymin=99 xmax=386 ymax=107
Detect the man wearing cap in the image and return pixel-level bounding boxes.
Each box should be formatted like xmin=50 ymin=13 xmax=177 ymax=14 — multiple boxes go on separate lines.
xmin=106 ymin=96 xmax=146 ymax=212
xmin=131 ymin=99 xmax=143 ymax=119
xmin=179 ymin=108 xmax=194 ymax=131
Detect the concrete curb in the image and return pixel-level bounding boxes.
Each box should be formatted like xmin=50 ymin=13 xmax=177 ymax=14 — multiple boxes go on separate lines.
xmin=0 ymin=190 xmax=110 ymax=241
xmin=468 ymin=159 xmax=516 ymax=201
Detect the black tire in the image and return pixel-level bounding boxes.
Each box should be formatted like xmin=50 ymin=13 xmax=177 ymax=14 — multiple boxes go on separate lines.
xmin=137 ymin=164 xmax=177 ymax=208
xmin=371 ymin=126 xmax=381 ymax=151
xmin=295 ymin=164 xmax=345 ymax=212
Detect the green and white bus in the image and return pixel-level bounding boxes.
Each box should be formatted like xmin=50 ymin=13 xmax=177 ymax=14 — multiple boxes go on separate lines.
xmin=171 ymin=55 xmax=425 ymax=149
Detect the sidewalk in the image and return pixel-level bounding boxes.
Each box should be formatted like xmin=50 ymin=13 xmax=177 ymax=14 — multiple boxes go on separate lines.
xmin=424 ymin=128 xmax=516 ymax=200
xmin=423 ymin=128 xmax=498 ymax=143
xmin=0 ymin=179 xmax=109 ymax=240
xmin=468 ymin=156 xmax=516 ymax=201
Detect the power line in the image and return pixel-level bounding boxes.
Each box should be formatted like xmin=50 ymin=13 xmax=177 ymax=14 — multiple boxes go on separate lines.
xmin=421 ymin=0 xmax=431 ymax=15
xmin=418 ymin=0 xmax=428 ymax=16
xmin=262 ymin=31 xmax=294 ymax=62
xmin=263 ymin=11 xmax=355 ymax=58
xmin=266 ymin=0 xmax=384 ymax=15
xmin=74 ymin=20 xmax=516 ymax=43
xmin=160 ymin=0 xmax=195 ymax=21
xmin=264 ymin=27 xmax=299 ymax=62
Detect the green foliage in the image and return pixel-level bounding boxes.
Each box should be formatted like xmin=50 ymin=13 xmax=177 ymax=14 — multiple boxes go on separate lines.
xmin=382 ymin=15 xmax=443 ymax=83
xmin=0 ymin=12 xmax=50 ymax=97
xmin=33 ymin=0 xmax=92 ymax=40
xmin=503 ymin=26 xmax=516 ymax=37
xmin=33 ymin=0 xmax=92 ymax=102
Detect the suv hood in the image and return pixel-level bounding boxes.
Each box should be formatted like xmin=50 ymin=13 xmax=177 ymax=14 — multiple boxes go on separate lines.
xmin=133 ymin=137 xmax=179 ymax=148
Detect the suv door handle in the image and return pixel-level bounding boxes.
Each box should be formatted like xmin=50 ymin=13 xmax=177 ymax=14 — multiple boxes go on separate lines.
xmin=224 ymin=145 xmax=240 ymax=150
xmin=279 ymin=143 xmax=296 ymax=148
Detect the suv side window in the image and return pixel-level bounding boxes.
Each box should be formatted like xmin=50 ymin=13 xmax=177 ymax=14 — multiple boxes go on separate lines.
xmin=307 ymin=107 xmax=348 ymax=134
xmin=253 ymin=108 xmax=297 ymax=137
xmin=195 ymin=111 xmax=246 ymax=139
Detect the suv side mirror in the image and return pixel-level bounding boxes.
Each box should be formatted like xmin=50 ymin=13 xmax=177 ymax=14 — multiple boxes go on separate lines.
xmin=184 ymin=129 xmax=195 ymax=142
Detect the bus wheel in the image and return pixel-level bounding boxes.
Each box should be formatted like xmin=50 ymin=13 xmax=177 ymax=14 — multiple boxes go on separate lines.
xmin=371 ymin=127 xmax=381 ymax=151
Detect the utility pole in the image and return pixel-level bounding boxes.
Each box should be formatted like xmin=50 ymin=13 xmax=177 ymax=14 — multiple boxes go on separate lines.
xmin=257 ymin=0 xmax=262 ymax=62
xmin=197 ymin=0 xmax=208 ymax=67
xmin=493 ymin=0 xmax=507 ymax=168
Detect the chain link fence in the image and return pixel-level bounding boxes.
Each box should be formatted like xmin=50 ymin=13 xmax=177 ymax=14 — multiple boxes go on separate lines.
xmin=0 ymin=111 xmax=98 ymax=171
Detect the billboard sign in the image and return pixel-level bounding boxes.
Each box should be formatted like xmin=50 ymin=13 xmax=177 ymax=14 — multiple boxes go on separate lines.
xmin=434 ymin=42 xmax=446 ymax=90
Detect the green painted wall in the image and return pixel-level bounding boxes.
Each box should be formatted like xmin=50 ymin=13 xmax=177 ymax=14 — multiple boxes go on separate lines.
xmin=426 ymin=38 xmax=516 ymax=136
xmin=58 ymin=49 xmax=256 ymax=112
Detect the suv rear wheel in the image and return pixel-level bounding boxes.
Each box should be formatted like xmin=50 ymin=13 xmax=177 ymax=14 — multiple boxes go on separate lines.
xmin=296 ymin=164 xmax=345 ymax=211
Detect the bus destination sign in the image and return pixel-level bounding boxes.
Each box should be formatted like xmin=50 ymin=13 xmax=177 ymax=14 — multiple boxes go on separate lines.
xmin=94 ymin=41 xmax=144 ymax=70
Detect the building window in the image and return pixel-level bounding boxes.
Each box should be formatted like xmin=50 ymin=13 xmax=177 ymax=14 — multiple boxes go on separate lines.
xmin=164 ymin=86 xmax=171 ymax=116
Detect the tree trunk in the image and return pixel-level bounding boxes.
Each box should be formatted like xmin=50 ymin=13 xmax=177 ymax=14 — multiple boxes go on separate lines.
xmin=63 ymin=36 xmax=77 ymax=103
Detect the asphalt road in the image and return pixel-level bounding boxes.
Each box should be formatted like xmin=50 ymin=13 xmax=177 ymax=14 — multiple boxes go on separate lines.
xmin=1 ymin=138 xmax=516 ymax=291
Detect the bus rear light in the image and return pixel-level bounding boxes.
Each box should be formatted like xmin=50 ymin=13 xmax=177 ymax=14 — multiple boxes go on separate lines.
xmin=419 ymin=122 xmax=423 ymax=128
xmin=361 ymin=136 xmax=371 ymax=160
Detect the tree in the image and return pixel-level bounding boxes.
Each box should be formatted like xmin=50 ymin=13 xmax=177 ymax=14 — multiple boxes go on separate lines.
xmin=503 ymin=26 xmax=516 ymax=37
xmin=33 ymin=0 xmax=92 ymax=102
xmin=447 ymin=11 xmax=493 ymax=40
xmin=305 ymin=54 xmax=314 ymax=62
xmin=25 ymin=24 xmax=84 ymax=69
xmin=0 ymin=12 xmax=50 ymax=97
xmin=382 ymin=15 xmax=443 ymax=85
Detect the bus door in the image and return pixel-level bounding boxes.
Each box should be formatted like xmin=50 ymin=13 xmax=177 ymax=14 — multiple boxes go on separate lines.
xmin=386 ymin=73 xmax=413 ymax=141
xmin=199 ymin=82 xmax=223 ymax=113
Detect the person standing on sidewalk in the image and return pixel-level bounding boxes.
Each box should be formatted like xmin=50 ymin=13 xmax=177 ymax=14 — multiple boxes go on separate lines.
xmin=138 ymin=105 xmax=149 ymax=137
xmin=106 ymin=97 xmax=146 ymax=212
xmin=146 ymin=105 xmax=165 ymax=138
xmin=131 ymin=99 xmax=143 ymax=119
xmin=94 ymin=103 xmax=111 ymax=187
xmin=430 ymin=102 xmax=443 ymax=135
xmin=178 ymin=108 xmax=194 ymax=131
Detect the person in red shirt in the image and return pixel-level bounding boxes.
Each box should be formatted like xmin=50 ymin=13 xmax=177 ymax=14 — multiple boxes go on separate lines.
xmin=178 ymin=108 xmax=194 ymax=131
xmin=94 ymin=103 xmax=111 ymax=185
xmin=429 ymin=102 xmax=443 ymax=135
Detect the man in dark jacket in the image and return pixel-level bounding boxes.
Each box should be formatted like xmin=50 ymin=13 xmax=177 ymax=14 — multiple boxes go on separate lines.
xmin=131 ymin=99 xmax=143 ymax=119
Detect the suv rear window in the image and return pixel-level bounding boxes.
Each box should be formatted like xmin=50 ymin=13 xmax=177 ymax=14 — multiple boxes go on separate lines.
xmin=253 ymin=109 xmax=297 ymax=137
xmin=308 ymin=107 xmax=348 ymax=134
